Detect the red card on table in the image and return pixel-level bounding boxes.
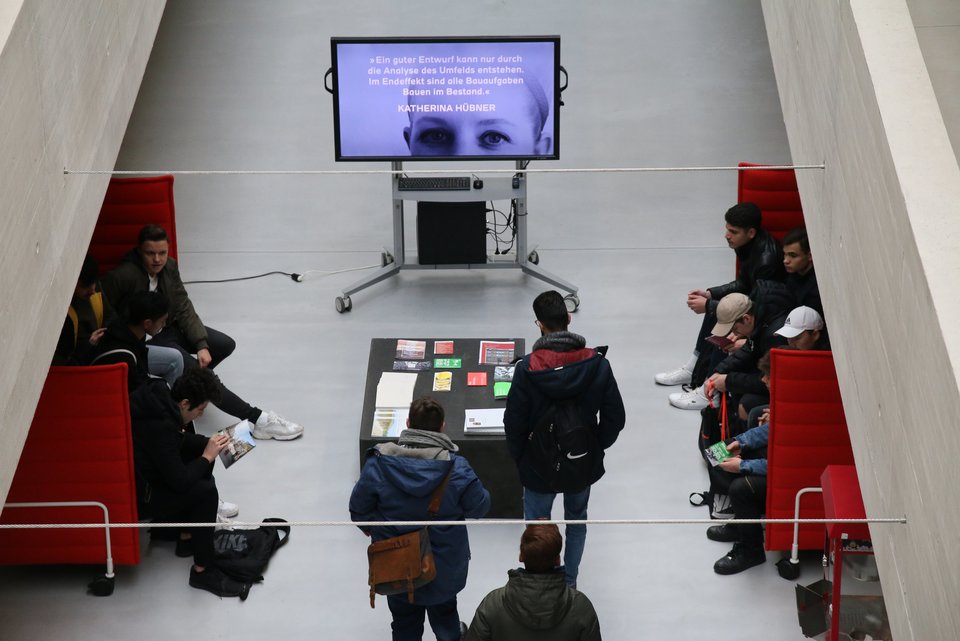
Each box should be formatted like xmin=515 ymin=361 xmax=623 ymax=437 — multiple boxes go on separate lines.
xmin=467 ymin=372 xmax=488 ymax=386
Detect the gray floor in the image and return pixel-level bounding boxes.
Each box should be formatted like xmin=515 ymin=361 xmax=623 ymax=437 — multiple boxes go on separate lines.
xmin=0 ymin=1 xmax=824 ymax=639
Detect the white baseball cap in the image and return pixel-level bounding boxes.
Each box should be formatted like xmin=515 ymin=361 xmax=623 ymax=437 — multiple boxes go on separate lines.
xmin=775 ymin=306 xmax=824 ymax=338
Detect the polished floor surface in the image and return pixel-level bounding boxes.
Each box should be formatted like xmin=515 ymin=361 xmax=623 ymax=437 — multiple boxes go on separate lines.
xmin=0 ymin=2 xmax=823 ymax=639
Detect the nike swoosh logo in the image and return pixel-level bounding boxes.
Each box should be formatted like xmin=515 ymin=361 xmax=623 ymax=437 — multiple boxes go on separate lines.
xmin=566 ymin=452 xmax=588 ymax=460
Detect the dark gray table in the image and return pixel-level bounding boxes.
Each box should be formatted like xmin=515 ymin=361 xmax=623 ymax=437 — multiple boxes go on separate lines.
xmin=358 ymin=337 xmax=525 ymax=518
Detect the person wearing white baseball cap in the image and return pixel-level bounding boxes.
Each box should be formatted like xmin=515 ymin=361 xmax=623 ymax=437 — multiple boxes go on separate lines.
xmin=774 ymin=306 xmax=829 ymax=351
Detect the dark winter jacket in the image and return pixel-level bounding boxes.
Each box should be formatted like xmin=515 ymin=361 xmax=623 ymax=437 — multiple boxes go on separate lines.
xmin=504 ymin=332 xmax=626 ymax=493
xmin=465 ymin=568 xmax=602 ymax=641
xmin=129 ymin=379 xmax=212 ymax=513
xmin=87 ymin=320 xmax=150 ymax=392
xmin=349 ymin=430 xmax=491 ymax=606
xmin=716 ymin=281 xmax=793 ymax=396
xmin=101 ymin=250 xmax=209 ymax=351
xmin=785 ymin=266 xmax=823 ymax=316
xmin=707 ymin=229 xmax=785 ymax=314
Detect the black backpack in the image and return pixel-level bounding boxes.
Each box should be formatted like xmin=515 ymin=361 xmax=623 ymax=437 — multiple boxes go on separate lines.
xmin=525 ymin=348 xmax=606 ymax=493
xmin=213 ymin=518 xmax=290 ymax=585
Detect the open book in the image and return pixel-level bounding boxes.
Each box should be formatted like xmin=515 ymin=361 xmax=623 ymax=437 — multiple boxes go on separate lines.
xmin=217 ymin=420 xmax=257 ymax=469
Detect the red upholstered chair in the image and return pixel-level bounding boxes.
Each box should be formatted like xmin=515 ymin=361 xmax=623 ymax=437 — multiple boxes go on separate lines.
xmin=0 ymin=364 xmax=140 ymax=593
xmin=90 ymin=175 xmax=178 ymax=275
xmin=737 ymin=161 xmax=805 ymax=243
xmin=764 ymin=349 xmax=855 ymax=552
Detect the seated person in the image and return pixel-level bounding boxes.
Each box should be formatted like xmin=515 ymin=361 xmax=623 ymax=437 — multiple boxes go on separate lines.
xmin=656 ymin=203 xmax=785 ymax=410
xmin=774 ymin=305 xmax=829 ymax=351
xmin=53 ymin=254 xmax=183 ymax=385
xmin=101 ymin=225 xmax=302 ymax=440
xmin=681 ymin=280 xmax=793 ymax=413
xmin=781 ymin=227 xmax=823 ymax=316
xmin=465 ymin=524 xmax=601 ymax=641
xmin=129 ymin=368 xmax=246 ymax=597
xmin=706 ymin=351 xmax=774 ymax=575
xmin=88 ymin=290 xmax=178 ymax=392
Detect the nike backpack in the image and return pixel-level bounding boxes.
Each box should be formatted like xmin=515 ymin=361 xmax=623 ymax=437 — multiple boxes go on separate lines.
xmin=527 ymin=395 xmax=598 ymax=493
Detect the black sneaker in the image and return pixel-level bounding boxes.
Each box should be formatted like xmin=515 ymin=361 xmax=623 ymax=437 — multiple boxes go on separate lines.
xmin=706 ymin=524 xmax=740 ymax=543
xmin=189 ymin=566 xmax=250 ymax=600
xmin=713 ymin=543 xmax=766 ymax=575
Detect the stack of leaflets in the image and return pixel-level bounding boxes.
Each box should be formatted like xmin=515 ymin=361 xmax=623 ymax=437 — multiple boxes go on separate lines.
xmin=464 ymin=408 xmax=505 ymax=435
xmin=396 ymin=340 xmax=426 ymax=360
xmin=217 ymin=420 xmax=256 ymax=469
xmin=493 ymin=365 xmax=514 ymax=399
xmin=372 ymin=372 xmax=418 ymax=438
xmin=479 ymin=340 xmax=516 ymax=365
xmin=704 ymin=441 xmax=733 ymax=467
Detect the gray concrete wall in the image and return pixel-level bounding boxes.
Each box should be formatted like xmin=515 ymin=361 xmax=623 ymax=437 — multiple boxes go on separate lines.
xmin=762 ymin=0 xmax=960 ymax=638
xmin=0 ymin=1 xmax=165 ymax=505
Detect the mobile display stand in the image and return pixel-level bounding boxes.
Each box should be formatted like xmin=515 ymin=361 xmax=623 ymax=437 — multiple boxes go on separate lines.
xmin=334 ymin=161 xmax=579 ymax=313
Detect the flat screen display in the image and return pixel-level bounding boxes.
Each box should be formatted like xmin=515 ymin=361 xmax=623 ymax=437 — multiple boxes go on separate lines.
xmin=331 ymin=36 xmax=560 ymax=162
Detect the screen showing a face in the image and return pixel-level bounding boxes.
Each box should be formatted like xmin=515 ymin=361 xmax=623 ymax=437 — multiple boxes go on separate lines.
xmin=332 ymin=38 xmax=559 ymax=161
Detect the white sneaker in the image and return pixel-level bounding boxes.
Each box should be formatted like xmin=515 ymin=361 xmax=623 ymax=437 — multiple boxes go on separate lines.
xmin=669 ymin=385 xmax=713 ymax=410
xmin=252 ymin=410 xmax=304 ymax=441
xmin=215 ymin=514 xmax=235 ymax=531
xmin=655 ymin=366 xmax=692 ymax=386
xmin=218 ymin=499 xmax=239 ymax=518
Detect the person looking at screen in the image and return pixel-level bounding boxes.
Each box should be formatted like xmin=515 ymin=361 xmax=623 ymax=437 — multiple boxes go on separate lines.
xmin=403 ymin=75 xmax=552 ymax=156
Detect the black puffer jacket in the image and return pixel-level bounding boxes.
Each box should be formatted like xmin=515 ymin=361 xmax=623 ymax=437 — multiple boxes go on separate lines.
xmin=504 ymin=332 xmax=625 ymax=493
xmin=716 ymin=280 xmax=794 ymax=396
xmin=707 ymin=229 xmax=785 ymax=314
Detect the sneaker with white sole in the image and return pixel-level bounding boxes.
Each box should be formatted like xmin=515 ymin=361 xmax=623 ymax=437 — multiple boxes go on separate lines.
xmin=215 ymin=514 xmax=235 ymax=531
xmin=252 ymin=410 xmax=304 ymax=441
xmin=668 ymin=385 xmax=714 ymax=410
xmin=654 ymin=366 xmax=692 ymax=386
xmin=218 ymin=499 xmax=239 ymax=518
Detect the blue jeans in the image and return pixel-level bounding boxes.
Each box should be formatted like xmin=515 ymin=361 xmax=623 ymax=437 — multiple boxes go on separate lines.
xmin=146 ymin=344 xmax=184 ymax=387
xmin=387 ymin=595 xmax=460 ymax=641
xmin=523 ymin=486 xmax=591 ymax=586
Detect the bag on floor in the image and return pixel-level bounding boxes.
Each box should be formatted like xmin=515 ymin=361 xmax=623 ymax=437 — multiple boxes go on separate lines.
xmin=367 ymin=465 xmax=452 ymax=608
xmin=213 ymin=517 xmax=290 ymax=584
xmin=691 ymin=390 xmax=735 ymax=519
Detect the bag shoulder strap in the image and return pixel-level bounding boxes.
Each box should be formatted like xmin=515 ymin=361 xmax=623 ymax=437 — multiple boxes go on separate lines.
xmin=427 ymin=463 xmax=454 ymax=516
xmin=90 ymin=348 xmax=138 ymax=366
xmin=90 ymin=291 xmax=104 ymax=328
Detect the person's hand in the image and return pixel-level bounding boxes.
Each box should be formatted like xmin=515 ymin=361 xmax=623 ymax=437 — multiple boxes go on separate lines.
xmin=88 ymin=327 xmax=107 ymax=346
xmin=708 ymin=373 xmax=727 ymax=393
xmin=196 ymin=348 xmax=212 ymax=368
xmin=719 ymin=456 xmax=742 ymax=473
xmin=202 ymin=433 xmax=229 ymax=463
xmin=759 ymin=408 xmax=771 ymax=425
xmin=687 ymin=293 xmax=708 ymax=314
xmin=726 ymin=440 xmax=741 ymax=455
xmin=689 ymin=289 xmax=711 ymax=299
xmin=722 ymin=337 xmax=747 ymax=353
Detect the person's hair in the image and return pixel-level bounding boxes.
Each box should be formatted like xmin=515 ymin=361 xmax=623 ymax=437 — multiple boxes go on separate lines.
xmin=758 ymin=351 xmax=772 ymax=377
xmin=782 ymin=227 xmax=810 ymax=253
xmin=126 ymin=291 xmax=169 ymax=325
xmin=138 ymin=224 xmax=169 ymax=246
xmin=78 ymin=254 xmax=99 ymax=287
xmin=170 ymin=368 xmax=222 ymax=410
xmin=533 ymin=290 xmax=568 ymax=332
xmin=408 ymin=396 xmax=445 ymax=432
xmin=521 ymin=524 xmax=562 ymax=573
xmin=724 ymin=202 xmax=762 ymax=231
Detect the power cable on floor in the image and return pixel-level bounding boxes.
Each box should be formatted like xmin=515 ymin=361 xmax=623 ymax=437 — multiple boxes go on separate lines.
xmin=183 ymin=263 xmax=380 ymax=285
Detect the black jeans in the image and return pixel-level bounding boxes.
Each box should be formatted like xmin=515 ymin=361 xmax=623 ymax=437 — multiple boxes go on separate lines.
xmin=387 ymin=596 xmax=461 ymax=641
xmin=151 ymin=325 xmax=261 ymax=423
xmin=141 ymin=433 xmax=219 ymax=566
xmin=729 ymin=474 xmax=767 ymax=548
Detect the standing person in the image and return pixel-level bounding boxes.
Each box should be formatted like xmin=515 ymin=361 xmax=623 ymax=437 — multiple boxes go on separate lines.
xmin=101 ymin=224 xmax=303 ymax=440
xmin=350 ymin=397 xmax=491 ymax=641
xmin=504 ymin=290 xmax=626 ymax=588
xmin=464 ymin=524 xmax=602 ymax=641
